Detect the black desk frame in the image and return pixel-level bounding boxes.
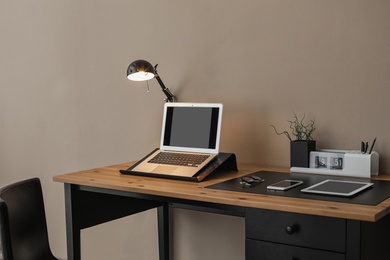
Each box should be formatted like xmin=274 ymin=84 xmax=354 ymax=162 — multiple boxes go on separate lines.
xmin=64 ymin=183 xmax=244 ymax=260
xmin=64 ymin=182 xmax=390 ymax=260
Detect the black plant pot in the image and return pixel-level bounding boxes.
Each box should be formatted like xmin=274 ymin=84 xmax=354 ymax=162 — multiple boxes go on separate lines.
xmin=290 ymin=140 xmax=316 ymax=168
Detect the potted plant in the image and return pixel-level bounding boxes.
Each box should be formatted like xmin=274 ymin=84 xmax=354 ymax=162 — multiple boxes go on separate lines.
xmin=271 ymin=113 xmax=316 ymax=167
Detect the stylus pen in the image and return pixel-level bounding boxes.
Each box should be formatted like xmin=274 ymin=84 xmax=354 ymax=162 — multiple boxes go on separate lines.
xmin=369 ymin=137 xmax=377 ymax=154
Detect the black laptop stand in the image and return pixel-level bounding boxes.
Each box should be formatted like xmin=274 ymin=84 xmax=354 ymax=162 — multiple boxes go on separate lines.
xmin=120 ymin=150 xmax=238 ymax=182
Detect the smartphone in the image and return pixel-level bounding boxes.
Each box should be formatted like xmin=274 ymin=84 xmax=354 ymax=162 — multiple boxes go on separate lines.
xmin=267 ymin=180 xmax=303 ymax=191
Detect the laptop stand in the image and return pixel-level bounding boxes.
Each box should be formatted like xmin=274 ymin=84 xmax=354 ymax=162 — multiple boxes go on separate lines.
xmin=120 ymin=150 xmax=238 ymax=182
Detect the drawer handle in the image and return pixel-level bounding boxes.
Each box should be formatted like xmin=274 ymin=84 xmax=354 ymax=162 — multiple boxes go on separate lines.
xmin=286 ymin=225 xmax=298 ymax=235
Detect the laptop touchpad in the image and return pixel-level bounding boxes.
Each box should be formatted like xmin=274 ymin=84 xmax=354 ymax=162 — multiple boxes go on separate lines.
xmin=151 ymin=165 xmax=178 ymax=174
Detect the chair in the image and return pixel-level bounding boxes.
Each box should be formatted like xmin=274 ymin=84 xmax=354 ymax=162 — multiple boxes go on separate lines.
xmin=0 ymin=178 xmax=58 ymax=260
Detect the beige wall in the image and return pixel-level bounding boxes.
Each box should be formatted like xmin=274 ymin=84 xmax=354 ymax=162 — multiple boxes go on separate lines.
xmin=1 ymin=1 xmax=389 ymax=259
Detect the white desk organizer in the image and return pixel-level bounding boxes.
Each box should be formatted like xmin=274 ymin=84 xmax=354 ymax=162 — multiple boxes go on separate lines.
xmin=291 ymin=150 xmax=379 ymax=178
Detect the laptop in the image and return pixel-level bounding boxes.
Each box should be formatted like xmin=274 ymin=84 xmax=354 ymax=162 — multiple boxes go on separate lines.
xmin=129 ymin=102 xmax=223 ymax=178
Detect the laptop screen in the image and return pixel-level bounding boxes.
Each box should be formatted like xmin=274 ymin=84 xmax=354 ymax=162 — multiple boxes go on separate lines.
xmin=160 ymin=103 xmax=223 ymax=154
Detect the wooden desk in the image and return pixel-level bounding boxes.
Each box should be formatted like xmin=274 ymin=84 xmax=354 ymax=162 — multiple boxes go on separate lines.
xmin=54 ymin=162 xmax=390 ymax=260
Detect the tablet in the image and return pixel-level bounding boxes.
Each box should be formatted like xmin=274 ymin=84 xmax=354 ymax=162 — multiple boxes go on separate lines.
xmin=301 ymin=179 xmax=373 ymax=197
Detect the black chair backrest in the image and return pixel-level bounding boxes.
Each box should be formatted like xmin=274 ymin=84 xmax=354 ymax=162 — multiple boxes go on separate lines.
xmin=0 ymin=178 xmax=57 ymax=260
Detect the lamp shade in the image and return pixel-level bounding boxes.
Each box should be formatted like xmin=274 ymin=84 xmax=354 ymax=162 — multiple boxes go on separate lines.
xmin=127 ymin=59 xmax=155 ymax=81
xmin=126 ymin=59 xmax=175 ymax=102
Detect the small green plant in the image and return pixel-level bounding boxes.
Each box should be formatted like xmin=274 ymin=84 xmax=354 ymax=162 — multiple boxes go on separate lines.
xmin=271 ymin=112 xmax=315 ymax=141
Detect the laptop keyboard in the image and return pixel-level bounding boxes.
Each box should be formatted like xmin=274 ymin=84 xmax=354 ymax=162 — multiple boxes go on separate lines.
xmin=148 ymin=152 xmax=210 ymax=167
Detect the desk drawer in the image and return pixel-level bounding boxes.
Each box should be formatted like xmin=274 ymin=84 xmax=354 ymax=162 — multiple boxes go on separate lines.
xmin=246 ymin=239 xmax=345 ymax=260
xmin=246 ymin=208 xmax=346 ymax=252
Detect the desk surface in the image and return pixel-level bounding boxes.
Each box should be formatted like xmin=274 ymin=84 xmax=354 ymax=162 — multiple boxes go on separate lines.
xmin=53 ymin=162 xmax=390 ymax=222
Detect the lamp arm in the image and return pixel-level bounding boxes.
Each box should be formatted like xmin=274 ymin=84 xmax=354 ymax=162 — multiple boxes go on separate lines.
xmin=154 ymin=72 xmax=175 ymax=102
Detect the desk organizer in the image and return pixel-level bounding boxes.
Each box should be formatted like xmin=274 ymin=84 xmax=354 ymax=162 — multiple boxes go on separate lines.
xmin=291 ymin=150 xmax=379 ymax=178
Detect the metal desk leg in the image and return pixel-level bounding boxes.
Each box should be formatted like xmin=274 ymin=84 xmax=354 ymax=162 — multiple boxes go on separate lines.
xmin=64 ymin=184 xmax=81 ymax=260
xmin=158 ymin=204 xmax=170 ymax=260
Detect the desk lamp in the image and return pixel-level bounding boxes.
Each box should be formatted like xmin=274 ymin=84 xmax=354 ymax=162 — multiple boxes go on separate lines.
xmin=127 ymin=59 xmax=175 ymax=102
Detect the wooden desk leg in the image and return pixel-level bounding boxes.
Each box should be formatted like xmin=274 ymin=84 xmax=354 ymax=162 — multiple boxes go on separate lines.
xmin=64 ymin=184 xmax=81 ymax=260
xmin=157 ymin=204 xmax=169 ymax=260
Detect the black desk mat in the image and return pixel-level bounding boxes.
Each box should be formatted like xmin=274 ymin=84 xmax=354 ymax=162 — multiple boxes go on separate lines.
xmin=206 ymin=171 xmax=390 ymax=206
